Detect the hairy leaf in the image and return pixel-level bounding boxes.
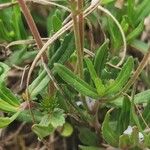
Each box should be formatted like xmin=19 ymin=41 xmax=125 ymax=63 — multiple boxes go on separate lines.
xmin=0 ymin=62 xmax=10 ymax=84
xmin=127 ymin=21 xmax=144 ymax=43
xmin=102 ymin=110 xmax=119 ymax=146
xmin=0 ymin=99 xmax=19 ymax=113
xmin=54 ymin=63 xmax=99 ymax=99
xmin=112 ymin=89 xmax=150 ymax=107
xmin=79 ymin=127 xmax=99 ymax=146
xmin=0 ymin=84 xmax=20 ymax=106
xmin=32 ymin=124 xmax=54 ymax=140
xmin=117 ymin=96 xmax=131 ymax=134
xmin=105 ymin=57 xmax=134 ymax=95
xmin=79 ymin=145 xmax=102 ymax=150
xmin=85 ymin=58 xmax=105 ymax=96
xmin=0 ymin=111 xmax=20 ymax=128
xmin=94 ymin=39 xmax=109 ymax=77
xmin=32 ymin=108 xmax=65 ymax=139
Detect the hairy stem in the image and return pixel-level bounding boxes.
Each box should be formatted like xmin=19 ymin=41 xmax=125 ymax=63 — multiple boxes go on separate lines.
xmin=17 ymin=0 xmax=43 ymax=49
xmin=17 ymin=0 xmax=47 ymax=82
xmin=17 ymin=0 xmax=47 ymax=123
xmin=70 ymin=0 xmax=84 ymax=78
xmin=78 ymin=0 xmax=84 ymax=78
xmin=70 ymin=0 xmax=89 ymax=110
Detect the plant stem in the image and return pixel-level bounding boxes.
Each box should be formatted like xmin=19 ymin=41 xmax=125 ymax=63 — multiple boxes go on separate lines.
xmin=17 ymin=0 xmax=47 ymax=83
xmin=70 ymin=0 xmax=84 ymax=79
xmin=17 ymin=0 xmax=43 ymax=49
xmin=17 ymin=0 xmax=47 ymax=123
xmin=78 ymin=0 xmax=84 ymax=74
xmin=70 ymin=0 xmax=89 ymax=111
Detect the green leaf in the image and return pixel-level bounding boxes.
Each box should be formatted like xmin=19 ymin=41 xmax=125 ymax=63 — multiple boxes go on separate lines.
xmin=32 ymin=124 xmax=54 ymax=140
xmin=0 ymin=19 xmax=11 ymax=41
xmin=47 ymin=12 xmax=53 ymax=35
xmin=32 ymin=114 xmax=54 ymax=139
xmin=0 ymin=99 xmax=19 ymax=113
xmin=60 ymin=122 xmax=73 ymax=137
xmin=32 ymin=108 xmax=65 ymax=139
xmin=105 ymin=57 xmax=134 ymax=95
xmin=85 ymin=58 xmax=105 ymax=96
xmin=58 ymin=38 xmax=74 ymax=64
xmin=101 ymin=0 xmax=114 ymax=5
xmin=28 ymin=70 xmax=49 ymax=97
xmin=49 ymin=108 xmax=65 ymax=128
xmin=0 ymin=62 xmax=10 ymax=84
xmin=107 ymin=18 xmax=122 ymax=51
xmin=127 ymin=21 xmax=144 ymax=43
xmin=0 ymin=111 xmax=21 ymax=128
xmin=130 ymin=39 xmax=149 ymax=54
xmin=119 ymin=134 xmax=131 ymax=149
xmin=127 ymin=0 xmax=135 ymax=26
xmin=130 ymin=126 xmax=139 ymax=146
xmin=49 ymin=33 xmax=73 ymax=67
xmin=94 ymin=39 xmax=109 ymax=77
xmin=17 ymin=110 xmax=42 ymax=123
xmin=111 ymin=89 xmax=150 ymax=107
xmin=144 ymin=133 xmax=150 ymax=147
xmin=121 ymin=16 xmax=129 ymax=33
xmin=79 ymin=127 xmax=99 ymax=146
xmin=47 ymin=9 xmax=62 ymax=35
xmin=130 ymin=100 xmax=142 ymax=131
xmin=117 ymin=96 xmax=131 ymax=134
xmin=12 ymin=4 xmax=27 ymax=39
xmin=135 ymin=0 xmax=150 ymax=25
xmin=54 ymin=63 xmax=99 ymax=99
xmin=6 ymin=47 xmax=37 ymax=66
xmin=102 ymin=110 xmax=119 ymax=146
xmin=0 ymin=84 xmax=20 ymax=106
xmin=79 ymin=145 xmax=102 ymax=150
xmin=140 ymin=102 xmax=150 ymax=128
xmin=52 ymin=15 xmax=62 ymax=32
xmin=133 ymin=89 xmax=150 ymax=104
xmin=29 ymin=33 xmax=74 ymax=98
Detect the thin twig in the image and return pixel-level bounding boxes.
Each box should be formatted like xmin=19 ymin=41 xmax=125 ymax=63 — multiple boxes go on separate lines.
xmin=20 ymin=65 xmax=29 ymax=88
xmin=0 ymin=0 xmax=70 ymax=12
xmin=136 ymin=105 xmax=150 ymax=130
xmin=26 ymin=0 xmax=70 ymax=12
xmin=0 ymin=123 xmax=26 ymax=145
xmin=6 ymin=38 xmax=49 ymax=48
xmin=122 ymin=48 xmax=150 ymax=92
xmin=106 ymin=62 xmax=121 ymax=70
xmin=84 ymin=48 xmax=95 ymax=57
xmin=0 ymin=1 xmax=17 ymax=10
xmin=62 ymin=14 xmax=72 ymax=25
xmin=42 ymin=62 xmax=62 ymax=94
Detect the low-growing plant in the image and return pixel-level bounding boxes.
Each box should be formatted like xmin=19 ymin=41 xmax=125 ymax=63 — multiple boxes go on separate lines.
xmin=0 ymin=0 xmax=150 ymax=149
